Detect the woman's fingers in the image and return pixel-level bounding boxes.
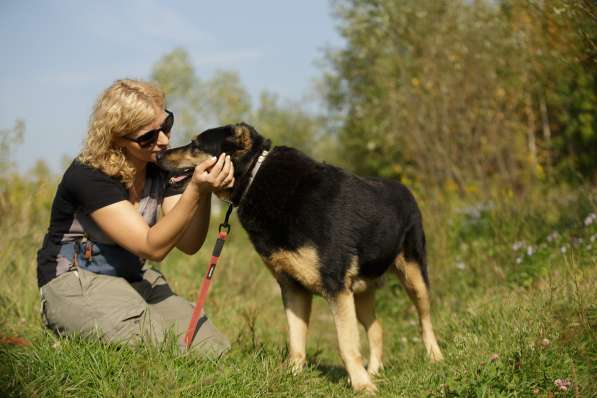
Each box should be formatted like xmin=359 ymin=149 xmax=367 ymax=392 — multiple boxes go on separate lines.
xmin=191 ymin=153 xmax=235 ymax=192
xmin=224 ymin=156 xmax=235 ymax=188
xmin=223 ymin=169 xmax=235 ymax=188
xmin=208 ymin=154 xmax=226 ymax=179
xmin=213 ymin=155 xmax=233 ymax=187
xmin=218 ymin=156 xmax=232 ymax=184
xmin=194 ymin=156 xmax=217 ymax=175
xmin=223 ymin=156 xmax=235 ymax=188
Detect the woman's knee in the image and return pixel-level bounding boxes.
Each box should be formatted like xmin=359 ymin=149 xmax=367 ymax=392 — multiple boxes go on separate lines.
xmin=41 ymin=269 xmax=148 ymax=340
xmin=41 ymin=269 xmax=230 ymax=357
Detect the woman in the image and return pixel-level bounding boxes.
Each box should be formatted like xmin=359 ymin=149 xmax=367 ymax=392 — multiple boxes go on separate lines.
xmin=36 ymin=79 xmax=232 ymax=357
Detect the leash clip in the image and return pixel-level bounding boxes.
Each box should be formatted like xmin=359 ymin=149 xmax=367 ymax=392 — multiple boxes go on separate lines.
xmin=218 ymin=223 xmax=231 ymax=234
xmin=218 ymin=204 xmax=234 ymax=235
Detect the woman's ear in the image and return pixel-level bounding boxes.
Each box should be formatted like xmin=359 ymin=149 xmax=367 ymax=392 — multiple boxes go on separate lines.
xmin=112 ymin=140 xmax=124 ymax=151
xmin=113 ymin=135 xmax=128 ymax=148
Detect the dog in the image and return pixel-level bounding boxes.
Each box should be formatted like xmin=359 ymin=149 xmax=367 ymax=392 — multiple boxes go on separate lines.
xmin=157 ymin=123 xmax=443 ymax=393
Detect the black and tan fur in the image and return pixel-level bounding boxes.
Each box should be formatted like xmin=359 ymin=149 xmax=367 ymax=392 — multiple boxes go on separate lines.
xmin=157 ymin=123 xmax=443 ymax=393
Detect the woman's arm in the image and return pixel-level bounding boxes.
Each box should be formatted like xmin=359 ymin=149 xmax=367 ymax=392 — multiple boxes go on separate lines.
xmin=162 ymin=154 xmax=234 ymax=254
xmin=160 ymin=192 xmax=210 ymax=255
xmin=90 ymin=155 xmax=229 ymax=261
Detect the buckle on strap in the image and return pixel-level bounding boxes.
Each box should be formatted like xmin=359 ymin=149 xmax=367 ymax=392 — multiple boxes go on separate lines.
xmin=218 ymin=204 xmax=234 ymax=234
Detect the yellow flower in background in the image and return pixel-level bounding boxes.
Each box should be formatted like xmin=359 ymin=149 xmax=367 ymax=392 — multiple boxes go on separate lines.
xmin=535 ymin=163 xmax=545 ymax=179
xmin=465 ymin=183 xmax=478 ymax=194
xmin=445 ymin=179 xmax=458 ymax=193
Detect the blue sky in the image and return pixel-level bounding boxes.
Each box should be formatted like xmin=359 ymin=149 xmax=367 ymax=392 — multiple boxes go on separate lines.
xmin=0 ymin=0 xmax=343 ymax=172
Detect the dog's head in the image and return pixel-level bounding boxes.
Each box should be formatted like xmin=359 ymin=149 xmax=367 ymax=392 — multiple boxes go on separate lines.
xmin=156 ymin=122 xmax=271 ymax=194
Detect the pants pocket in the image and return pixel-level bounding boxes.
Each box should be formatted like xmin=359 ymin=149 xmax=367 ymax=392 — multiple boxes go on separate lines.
xmin=142 ymin=268 xmax=167 ymax=286
xmin=39 ymin=288 xmax=49 ymax=327
xmin=40 ymin=271 xmax=87 ymax=334
xmin=96 ymin=305 xmax=149 ymax=343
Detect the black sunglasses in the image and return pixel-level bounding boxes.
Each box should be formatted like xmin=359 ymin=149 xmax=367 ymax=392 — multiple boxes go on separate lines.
xmin=123 ymin=110 xmax=174 ymax=148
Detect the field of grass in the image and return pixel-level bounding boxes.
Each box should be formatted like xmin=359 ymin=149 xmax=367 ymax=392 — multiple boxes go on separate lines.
xmin=0 ymin=173 xmax=595 ymax=397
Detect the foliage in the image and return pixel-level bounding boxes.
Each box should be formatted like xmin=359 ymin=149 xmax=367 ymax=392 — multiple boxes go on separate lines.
xmin=3 ymin=3 xmax=597 ymax=395
xmin=0 ymin=173 xmax=595 ymax=397
xmin=323 ymin=0 xmax=597 ymax=190
xmin=151 ymin=48 xmax=205 ymax=143
xmin=252 ymin=92 xmax=338 ymax=162
xmin=204 ymin=70 xmax=252 ymax=126
xmin=150 ymin=48 xmax=334 ymax=162
xmin=0 ymin=120 xmax=25 ymax=175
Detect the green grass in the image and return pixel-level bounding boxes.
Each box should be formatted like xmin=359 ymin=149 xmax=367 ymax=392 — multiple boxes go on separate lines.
xmin=0 ymin=175 xmax=595 ymax=397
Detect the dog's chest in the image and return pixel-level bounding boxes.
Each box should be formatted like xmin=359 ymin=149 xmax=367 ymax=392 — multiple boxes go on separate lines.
xmin=260 ymin=246 xmax=325 ymax=294
xmin=259 ymin=247 xmax=385 ymax=296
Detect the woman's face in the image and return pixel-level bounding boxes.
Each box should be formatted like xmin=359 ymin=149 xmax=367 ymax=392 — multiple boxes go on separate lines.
xmin=119 ymin=108 xmax=171 ymax=164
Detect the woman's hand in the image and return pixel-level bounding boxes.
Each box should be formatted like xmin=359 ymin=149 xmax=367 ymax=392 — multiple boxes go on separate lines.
xmin=190 ymin=154 xmax=235 ymax=195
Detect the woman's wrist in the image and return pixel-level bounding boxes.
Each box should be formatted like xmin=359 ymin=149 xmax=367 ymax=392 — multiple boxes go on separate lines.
xmin=187 ymin=181 xmax=211 ymax=200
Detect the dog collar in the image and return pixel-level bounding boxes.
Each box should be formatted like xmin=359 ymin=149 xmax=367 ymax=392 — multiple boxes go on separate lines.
xmin=238 ymin=150 xmax=269 ymax=204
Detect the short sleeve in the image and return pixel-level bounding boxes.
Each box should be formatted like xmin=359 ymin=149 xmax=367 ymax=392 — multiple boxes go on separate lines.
xmin=64 ymin=160 xmax=128 ymax=214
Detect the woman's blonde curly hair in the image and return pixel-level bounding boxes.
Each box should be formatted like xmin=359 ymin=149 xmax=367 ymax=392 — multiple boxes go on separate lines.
xmin=78 ymin=79 xmax=165 ymax=188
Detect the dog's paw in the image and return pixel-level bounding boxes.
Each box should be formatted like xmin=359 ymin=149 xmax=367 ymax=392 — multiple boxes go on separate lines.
xmin=429 ymin=349 xmax=444 ymax=363
xmin=425 ymin=342 xmax=444 ymax=363
xmin=287 ymin=355 xmax=306 ymax=375
xmin=352 ymin=380 xmax=377 ymax=394
xmin=367 ymin=361 xmax=383 ymax=377
xmin=423 ymin=334 xmax=444 ymax=363
xmin=350 ymin=371 xmax=377 ymax=394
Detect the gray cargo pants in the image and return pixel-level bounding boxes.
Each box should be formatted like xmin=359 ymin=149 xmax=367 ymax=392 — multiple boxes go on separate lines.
xmin=40 ymin=267 xmax=230 ymax=358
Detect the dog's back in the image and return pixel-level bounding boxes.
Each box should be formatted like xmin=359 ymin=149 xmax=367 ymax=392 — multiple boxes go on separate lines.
xmin=237 ymin=146 xmax=428 ymax=293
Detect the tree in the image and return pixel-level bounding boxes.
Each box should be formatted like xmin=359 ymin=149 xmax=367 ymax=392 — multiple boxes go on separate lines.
xmin=204 ymin=70 xmax=252 ymax=125
xmin=151 ymin=48 xmax=204 ymax=143
xmin=151 ymin=49 xmax=252 ymax=139
xmin=251 ymin=92 xmax=320 ymax=157
xmin=150 ymin=48 xmax=333 ymax=162
xmin=323 ymin=0 xmax=597 ymax=190
xmin=0 ymin=119 xmax=25 ymax=175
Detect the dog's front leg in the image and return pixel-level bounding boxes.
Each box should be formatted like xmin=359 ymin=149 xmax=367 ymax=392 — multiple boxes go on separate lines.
xmin=329 ymin=290 xmax=376 ymax=393
xmin=279 ymin=279 xmax=313 ymax=373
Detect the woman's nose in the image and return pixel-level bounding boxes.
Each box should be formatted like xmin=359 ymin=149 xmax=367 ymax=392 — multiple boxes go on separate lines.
xmin=157 ymin=130 xmax=170 ymax=146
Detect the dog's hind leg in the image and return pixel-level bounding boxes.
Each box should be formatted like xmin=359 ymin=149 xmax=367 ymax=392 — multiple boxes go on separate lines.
xmin=279 ymin=278 xmax=313 ymax=373
xmin=393 ymin=253 xmax=443 ymax=362
xmin=355 ymin=288 xmax=384 ymax=376
xmin=329 ymin=290 xmax=376 ymax=393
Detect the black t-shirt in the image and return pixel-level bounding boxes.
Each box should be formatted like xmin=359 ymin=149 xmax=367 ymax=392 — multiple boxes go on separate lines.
xmin=36 ymin=159 xmax=185 ymax=287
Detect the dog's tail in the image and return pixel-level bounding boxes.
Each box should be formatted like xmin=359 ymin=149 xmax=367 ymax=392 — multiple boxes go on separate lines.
xmin=402 ymin=215 xmax=430 ymax=288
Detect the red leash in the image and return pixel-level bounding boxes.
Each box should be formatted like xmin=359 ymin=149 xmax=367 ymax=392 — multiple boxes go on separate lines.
xmin=183 ymin=204 xmax=233 ymax=350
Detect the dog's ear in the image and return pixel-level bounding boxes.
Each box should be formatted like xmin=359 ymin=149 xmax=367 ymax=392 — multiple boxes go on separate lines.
xmin=220 ymin=125 xmax=238 ymax=149
xmin=229 ymin=123 xmax=252 ymax=151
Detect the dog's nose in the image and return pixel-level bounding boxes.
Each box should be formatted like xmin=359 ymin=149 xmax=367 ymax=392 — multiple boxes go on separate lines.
xmin=156 ymin=150 xmax=165 ymax=163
